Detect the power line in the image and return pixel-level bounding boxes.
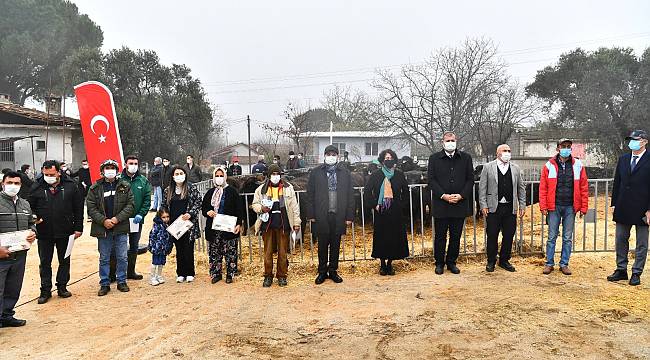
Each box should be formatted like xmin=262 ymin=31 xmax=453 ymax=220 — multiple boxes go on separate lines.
xmin=202 ymin=32 xmax=650 ymax=87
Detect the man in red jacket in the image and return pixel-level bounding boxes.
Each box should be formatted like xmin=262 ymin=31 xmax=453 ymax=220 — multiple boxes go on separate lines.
xmin=539 ymin=138 xmax=589 ymax=276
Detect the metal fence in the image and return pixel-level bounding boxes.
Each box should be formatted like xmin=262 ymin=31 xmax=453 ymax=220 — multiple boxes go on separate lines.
xmin=193 ymin=178 xmax=621 ymax=262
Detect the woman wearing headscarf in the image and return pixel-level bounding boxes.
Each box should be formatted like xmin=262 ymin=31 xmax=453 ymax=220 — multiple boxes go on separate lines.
xmin=364 ymin=149 xmax=410 ymax=275
xmin=162 ymin=166 xmax=202 ymax=283
xmin=202 ymin=166 xmax=244 ymax=284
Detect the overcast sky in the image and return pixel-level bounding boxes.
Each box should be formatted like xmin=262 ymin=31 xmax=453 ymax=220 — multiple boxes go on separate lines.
xmin=69 ymin=0 xmax=650 ymax=143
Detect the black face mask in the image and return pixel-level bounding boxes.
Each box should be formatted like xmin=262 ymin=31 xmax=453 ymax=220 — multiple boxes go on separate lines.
xmin=384 ymin=159 xmax=396 ymax=168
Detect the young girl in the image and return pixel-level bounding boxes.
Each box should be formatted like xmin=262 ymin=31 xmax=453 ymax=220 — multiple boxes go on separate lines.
xmin=148 ymin=209 xmax=173 ymax=286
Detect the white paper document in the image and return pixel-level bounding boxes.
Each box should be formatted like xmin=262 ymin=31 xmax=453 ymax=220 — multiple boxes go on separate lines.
xmin=167 ymin=217 xmax=194 ymax=240
xmin=64 ymin=234 xmax=75 ymax=259
xmin=0 ymin=230 xmax=32 ymax=252
xmin=129 ymin=218 xmax=140 ymax=233
xmin=211 ymin=214 xmax=238 ymax=233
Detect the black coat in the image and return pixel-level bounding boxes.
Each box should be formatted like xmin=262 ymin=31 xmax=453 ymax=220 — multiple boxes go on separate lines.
xmin=149 ymin=164 xmax=163 ymax=187
xmin=612 ymin=152 xmax=650 ymax=226
xmin=17 ymin=171 xmax=33 ymax=199
xmin=306 ymin=163 xmax=355 ymax=235
xmin=201 ymin=186 xmax=245 ymax=241
xmin=363 ymin=169 xmax=410 ymax=260
xmin=228 ymin=164 xmax=243 ymax=176
xmin=184 ymin=164 xmax=202 ymax=183
xmin=427 ymin=150 xmax=474 ymax=218
xmin=28 ymin=177 xmax=84 ymax=239
xmin=161 ymin=165 xmax=172 ymax=190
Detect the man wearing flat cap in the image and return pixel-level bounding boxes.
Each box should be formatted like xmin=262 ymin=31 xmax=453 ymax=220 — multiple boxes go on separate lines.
xmin=608 ymin=130 xmax=650 ymax=286
xmin=306 ymin=145 xmax=355 ymax=285
xmin=539 ymin=138 xmax=589 ymax=276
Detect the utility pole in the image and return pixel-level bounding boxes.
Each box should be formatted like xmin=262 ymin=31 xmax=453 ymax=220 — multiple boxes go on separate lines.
xmin=247 ymin=115 xmax=252 ymax=174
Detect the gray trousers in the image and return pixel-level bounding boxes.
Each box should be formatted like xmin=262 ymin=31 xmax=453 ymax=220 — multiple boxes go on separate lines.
xmin=615 ymin=223 xmax=649 ymax=275
xmin=0 ymin=251 xmax=27 ymax=320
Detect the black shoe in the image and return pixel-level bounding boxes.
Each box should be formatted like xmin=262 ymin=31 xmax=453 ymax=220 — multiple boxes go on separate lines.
xmin=315 ymin=273 xmax=327 ymax=285
xmin=486 ymin=263 xmax=495 ymax=273
xmin=127 ymin=253 xmax=144 ymax=280
xmin=37 ymin=292 xmax=51 ymax=304
xmin=629 ymin=273 xmax=641 ymax=286
xmin=498 ymin=261 xmax=516 ymax=272
xmin=435 ymin=264 xmax=444 ymax=275
xmin=329 ymin=271 xmax=343 ymax=283
xmin=263 ymin=276 xmax=273 ymax=287
xmin=117 ymin=283 xmax=130 ymax=292
xmin=211 ymin=274 xmax=223 ymax=284
xmin=1 ymin=317 xmax=26 ymax=327
xmin=57 ymin=287 xmax=72 ymax=298
xmin=225 ymin=275 xmax=233 ymax=284
xmin=379 ymin=265 xmax=388 ymax=276
xmin=607 ymin=269 xmax=628 ymax=282
xmin=447 ymin=264 xmax=460 ymax=274
xmin=278 ymin=278 xmax=288 ymax=287
xmin=387 ymin=265 xmax=395 ymax=276
xmin=98 ymin=286 xmax=110 ymax=296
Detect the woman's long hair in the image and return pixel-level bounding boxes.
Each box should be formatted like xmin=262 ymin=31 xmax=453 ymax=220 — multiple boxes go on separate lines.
xmin=167 ymin=166 xmax=188 ymax=206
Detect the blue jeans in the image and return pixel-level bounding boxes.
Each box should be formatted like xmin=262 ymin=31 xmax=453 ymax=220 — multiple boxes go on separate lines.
xmin=152 ymin=186 xmax=162 ymax=210
xmin=546 ymin=205 xmax=575 ymax=267
xmin=98 ymin=233 xmax=128 ymax=286
xmin=128 ymin=225 xmax=142 ymax=255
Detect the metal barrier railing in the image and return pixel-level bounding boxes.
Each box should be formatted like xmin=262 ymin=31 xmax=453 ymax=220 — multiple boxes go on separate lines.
xmin=193 ymin=178 xmax=622 ymax=263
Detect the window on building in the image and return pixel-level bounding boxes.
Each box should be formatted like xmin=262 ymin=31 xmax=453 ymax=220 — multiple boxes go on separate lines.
xmin=36 ymin=140 xmax=46 ymax=151
xmin=0 ymin=140 xmax=14 ymax=162
xmin=365 ymin=142 xmax=379 ymax=156
xmin=332 ymin=142 xmax=346 ymax=153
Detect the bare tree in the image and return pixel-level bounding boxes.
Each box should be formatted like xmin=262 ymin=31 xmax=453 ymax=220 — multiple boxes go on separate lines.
xmin=372 ymin=37 xmax=507 ymax=154
xmin=322 ymin=85 xmax=377 ymax=131
xmin=259 ymin=123 xmax=287 ymax=157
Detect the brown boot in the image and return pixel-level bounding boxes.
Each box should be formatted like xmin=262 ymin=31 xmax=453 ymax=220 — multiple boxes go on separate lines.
xmin=560 ymin=266 xmax=572 ymax=275
xmin=543 ymin=265 xmax=553 ymax=275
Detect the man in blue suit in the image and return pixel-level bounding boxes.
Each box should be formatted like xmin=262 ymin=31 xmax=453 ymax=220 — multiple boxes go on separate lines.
xmin=608 ymin=130 xmax=650 ymax=286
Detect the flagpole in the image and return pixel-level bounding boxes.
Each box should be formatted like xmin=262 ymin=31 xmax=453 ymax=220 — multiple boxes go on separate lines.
xmin=329 ymin=121 xmax=333 ymax=145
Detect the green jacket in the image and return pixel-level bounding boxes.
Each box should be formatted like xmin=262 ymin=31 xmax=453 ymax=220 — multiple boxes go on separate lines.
xmin=86 ymin=178 xmax=135 ymax=237
xmin=121 ymin=169 xmax=151 ymax=217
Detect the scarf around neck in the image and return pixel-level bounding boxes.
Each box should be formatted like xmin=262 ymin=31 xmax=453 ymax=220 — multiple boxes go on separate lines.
xmin=377 ymin=166 xmax=395 ymax=211
xmin=326 ymin=164 xmax=337 ymax=191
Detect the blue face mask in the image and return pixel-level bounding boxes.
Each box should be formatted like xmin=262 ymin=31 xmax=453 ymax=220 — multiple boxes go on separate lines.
xmin=559 ymin=148 xmax=572 ymax=158
xmin=628 ymin=140 xmax=642 ymax=151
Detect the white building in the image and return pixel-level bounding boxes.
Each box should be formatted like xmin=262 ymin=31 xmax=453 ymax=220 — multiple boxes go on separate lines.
xmin=0 ymin=96 xmax=85 ymax=172
xmin=306 ymin=131 xmax=411 ymax=163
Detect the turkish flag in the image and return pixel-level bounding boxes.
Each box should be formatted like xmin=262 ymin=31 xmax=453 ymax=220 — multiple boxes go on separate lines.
xmin=74 ymin=81 xmax=125 ymax=183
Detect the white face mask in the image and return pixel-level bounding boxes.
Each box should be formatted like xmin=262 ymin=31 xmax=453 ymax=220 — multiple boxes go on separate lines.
xmin=443 ymin=141 xmax=457 ymax=152
xmin=44 ymin=175 xmax=58 ymax=185
xmin=61 ymin=166 xmax=68 ymax=172
xmin=500 ymin=152 xmax=512 ymax=162
xmin=127 ymin=164 xmax=138 ymax=174
xmin=234 ymin=162 xmax=239 ymax=166
xmin=174 ymin=174 xmax=186 ymax=184
xmin=3 ymin=184 xmax=20 ymax=197
xmin=289 ymin=155 xmax=295 ymax=159
xmin=214 ymin=177 xmax=225 ymax=186
xmin=163 ymin=161 xmax=170 ymax=166
xmin=103 ymin=169 xmax=117 ymax=179
xmin=82 ymin=164 xmax=89 ymax=169
xmin=270 ymin=175 xmax=281 ymax=184
xmin=325 ymin=155 xmax=338 ymax=165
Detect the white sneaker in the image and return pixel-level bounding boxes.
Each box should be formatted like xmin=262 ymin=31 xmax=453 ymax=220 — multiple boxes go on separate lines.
xmin=176 ymin=276 xmax=185 ymax=283
xmin=157 ymin=266 xmax=165 ymax=284
xmin=150 ymin=266 xmax=159 ymax=286
xmin=150 ymin=276 xmax=160 ymax=286
xmin=186 ymin=276 xmax=195 ymax=283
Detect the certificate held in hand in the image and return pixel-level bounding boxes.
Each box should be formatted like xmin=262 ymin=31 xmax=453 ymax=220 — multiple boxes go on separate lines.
xmin=212 ymin=214 xmax=238 ymax=233
xmin=166 ymin=217 xmax=194 ymax=240
xmin=0 ymin=230 xmax=32 ymax=252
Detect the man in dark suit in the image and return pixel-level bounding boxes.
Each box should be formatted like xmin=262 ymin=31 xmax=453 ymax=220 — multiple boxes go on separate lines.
xmin=306 ymin=145 xmax=355 ymax=285
xmin=70 ymin=159 xmax=92 ymax=199
xmin=427 ymin=131 xmax=474 ymax=275
xmin=608 ymin=130 xmax=650 ymax=286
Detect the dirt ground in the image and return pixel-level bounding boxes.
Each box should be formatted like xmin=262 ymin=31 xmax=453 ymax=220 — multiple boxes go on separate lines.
xmin=2 ymin=213 xmax=650 ymax=360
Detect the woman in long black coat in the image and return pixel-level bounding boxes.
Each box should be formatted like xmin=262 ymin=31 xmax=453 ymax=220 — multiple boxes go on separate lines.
xmin=364 ymin=149 xmax=410 ymax=275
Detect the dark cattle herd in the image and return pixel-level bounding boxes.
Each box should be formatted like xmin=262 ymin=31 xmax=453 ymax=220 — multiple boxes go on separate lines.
xmin=217 ymin=156 xmax=547 ymax=235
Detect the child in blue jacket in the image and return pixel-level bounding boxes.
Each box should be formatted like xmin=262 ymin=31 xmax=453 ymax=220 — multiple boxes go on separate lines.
xmin=148 ymin=209 xmax=173 ymax=286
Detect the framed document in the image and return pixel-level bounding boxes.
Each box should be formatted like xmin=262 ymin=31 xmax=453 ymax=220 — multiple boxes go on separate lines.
xmin=166 ymin=217 xmax=194 ymax=240
xmin=0 ymin=230 xmax=32 ymax=252
xmin=212 ymin=214 xmax=238 ymax=233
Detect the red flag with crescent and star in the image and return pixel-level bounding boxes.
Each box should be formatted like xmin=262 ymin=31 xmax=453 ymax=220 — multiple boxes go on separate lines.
xmin=74 ymin=81 xmax=125 ymax=183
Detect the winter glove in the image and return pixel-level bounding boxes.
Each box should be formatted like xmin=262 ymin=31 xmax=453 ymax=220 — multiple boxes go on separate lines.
xmin=133 ymin=214 xmax=143 ymax=224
